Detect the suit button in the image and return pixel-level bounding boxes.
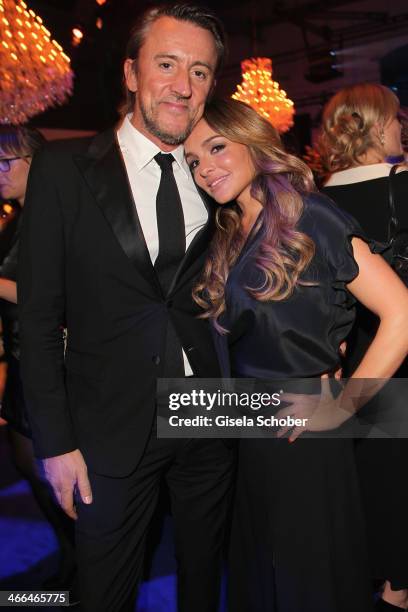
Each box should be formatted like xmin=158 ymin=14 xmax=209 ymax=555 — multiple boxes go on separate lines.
xmin=152 ymin=355 xmax=161 ymax=365
xmin=166 ymin=299 xmax=173 ymax=308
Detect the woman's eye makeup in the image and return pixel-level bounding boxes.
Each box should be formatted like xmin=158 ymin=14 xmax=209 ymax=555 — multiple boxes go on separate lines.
xmin=211 ymin=143 xmax=225 ymax=154
xmin=188 ymin=159 xmax=199 ymax=171
xmin=186 ymin=140 xmax=226 ymax=171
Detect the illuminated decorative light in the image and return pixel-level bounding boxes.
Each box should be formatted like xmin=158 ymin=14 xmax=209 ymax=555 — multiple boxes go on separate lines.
xmin=232 ymin=57 xmax=295 ymax=133
xmin=72 ymin=27 xmax=83 ymax=39
xmin=96 ymin=0 xmax=107 ymax=4
xmin=96 ymin=16 xmax=103 ymax=29
xmin=0 ymin=0 xmax=73 ymax=124
xmin=72 ymin=26 xmax=84 ymax=46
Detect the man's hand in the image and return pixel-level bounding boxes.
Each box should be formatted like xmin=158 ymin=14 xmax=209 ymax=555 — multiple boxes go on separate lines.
xmin=43 ymin=449 xmax=92 ymax=519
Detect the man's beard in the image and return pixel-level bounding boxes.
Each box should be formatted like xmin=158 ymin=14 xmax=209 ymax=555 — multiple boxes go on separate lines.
xmin=140 ymin=100 xmax=195 ymax=146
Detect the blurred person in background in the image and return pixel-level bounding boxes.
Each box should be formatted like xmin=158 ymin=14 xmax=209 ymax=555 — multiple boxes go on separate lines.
xmin=0 ymin=200 xmax=21 ymax=263
xmin=0 ymin=125 xmax=77 ymax=596
xmin=320 ymin=83 xmax=408 ymax=612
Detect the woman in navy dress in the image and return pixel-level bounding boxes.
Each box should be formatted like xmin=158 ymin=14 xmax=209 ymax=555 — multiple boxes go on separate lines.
xmin=184 ymin=99 xmax=408 ymax=612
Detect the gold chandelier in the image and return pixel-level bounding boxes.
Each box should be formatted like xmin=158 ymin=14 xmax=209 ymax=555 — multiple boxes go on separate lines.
xmin=0 ymin=0 xmax=73 ymax=124
xmin=232 ymin=57 xmax=295 ymax=133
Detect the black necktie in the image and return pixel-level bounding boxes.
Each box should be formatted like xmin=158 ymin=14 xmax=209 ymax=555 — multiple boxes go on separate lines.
xmin=154 ymin=152 xmax=185 ymax=377
xmin=154 ymin=152 xmax=186 ymax=295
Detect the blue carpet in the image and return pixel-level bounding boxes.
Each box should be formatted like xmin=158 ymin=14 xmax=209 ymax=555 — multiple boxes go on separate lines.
xmin=0 ymin=424 xmax=226 ymax=611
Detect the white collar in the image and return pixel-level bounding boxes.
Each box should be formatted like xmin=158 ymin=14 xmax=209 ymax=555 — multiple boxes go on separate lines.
xmin=324 ymin=163 xmax=405 ymax=186
xmin=117 ymin=114 xmax=189 ymax=178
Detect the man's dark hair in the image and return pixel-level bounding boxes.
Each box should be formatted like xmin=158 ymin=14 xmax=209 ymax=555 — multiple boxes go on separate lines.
xmin=122 ymin=3 xmax=227 ymax=114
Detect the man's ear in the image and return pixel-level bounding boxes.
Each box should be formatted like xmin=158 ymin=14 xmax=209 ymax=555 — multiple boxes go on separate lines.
xmin=124 ymin=59 xmax=138 ymax=93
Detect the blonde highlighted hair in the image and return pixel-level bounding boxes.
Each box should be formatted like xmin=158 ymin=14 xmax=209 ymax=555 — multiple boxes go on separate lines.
xmin=192 ymin=99 xmax=316 ymax=333
xmin=318 ymin=82 xmax=400 ymax=173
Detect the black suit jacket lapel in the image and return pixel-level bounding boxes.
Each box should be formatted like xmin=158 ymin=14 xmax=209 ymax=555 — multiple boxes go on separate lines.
xmin=73 ymin=130 xmax=160 ymax=292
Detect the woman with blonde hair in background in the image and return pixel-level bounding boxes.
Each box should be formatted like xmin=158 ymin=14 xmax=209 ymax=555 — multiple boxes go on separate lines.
xmin=320 ymin=83 xmax=408 ymax=612
xmin=185 ymin=97 xmax=408 ymax=612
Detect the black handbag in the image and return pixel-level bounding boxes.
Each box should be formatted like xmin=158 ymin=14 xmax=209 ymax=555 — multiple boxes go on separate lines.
xmin=387 ymin=164 xmax=408 ymax=285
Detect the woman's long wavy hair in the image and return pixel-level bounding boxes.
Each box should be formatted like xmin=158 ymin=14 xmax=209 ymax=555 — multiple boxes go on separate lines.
xmin=192 ymin=99 xmax=316 ymax=333
xmin=318 ymin=83 xmax=400 ymax=173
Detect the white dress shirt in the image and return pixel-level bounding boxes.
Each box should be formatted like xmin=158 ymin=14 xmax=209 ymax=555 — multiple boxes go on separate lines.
xmin=117 ymin=115 xmax=208 ymax=375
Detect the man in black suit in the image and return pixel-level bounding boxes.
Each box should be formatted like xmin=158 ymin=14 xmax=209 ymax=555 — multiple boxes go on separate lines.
xmin=18 ymin=5 xmax=234 ymax=611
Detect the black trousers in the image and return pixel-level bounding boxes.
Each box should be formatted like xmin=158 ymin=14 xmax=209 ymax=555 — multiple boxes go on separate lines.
xmin=75 ymin=433 xmax=235 ymax=612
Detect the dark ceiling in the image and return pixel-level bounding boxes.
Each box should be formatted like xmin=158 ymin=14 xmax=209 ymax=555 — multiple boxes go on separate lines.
xmin=21 ymin=0 xmax=408 ymax=130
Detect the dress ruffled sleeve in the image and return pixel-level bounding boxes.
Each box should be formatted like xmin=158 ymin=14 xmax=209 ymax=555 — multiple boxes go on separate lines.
xmin=302 ymin=193 xmax=387 ymax=309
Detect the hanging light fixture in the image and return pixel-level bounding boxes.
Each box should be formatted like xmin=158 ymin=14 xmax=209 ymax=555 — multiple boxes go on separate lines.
xmin=232 ymin=57 xmax=295 ymax=133
xmin=72 ymin=25 xmax=84 ymax=47
xmin=0 ymin=0 xmax=73 ymax=124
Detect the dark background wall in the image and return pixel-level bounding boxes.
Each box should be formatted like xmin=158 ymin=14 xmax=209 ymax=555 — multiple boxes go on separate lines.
xmin=12 ymin=0 xmax=408 ymax=151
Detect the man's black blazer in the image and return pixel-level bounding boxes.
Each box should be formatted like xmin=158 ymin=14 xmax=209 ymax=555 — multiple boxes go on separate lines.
xmin=18 ymin=130 xmax=221 ymax=477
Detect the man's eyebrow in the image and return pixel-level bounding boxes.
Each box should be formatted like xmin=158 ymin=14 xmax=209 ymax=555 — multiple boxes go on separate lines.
xmin=154 ymin=54 xmax=214 ymax=72
xmin=191 ymin=60 xmax=213 ymax=72
xmin=154 ymin=53 xmax=179 ymax=62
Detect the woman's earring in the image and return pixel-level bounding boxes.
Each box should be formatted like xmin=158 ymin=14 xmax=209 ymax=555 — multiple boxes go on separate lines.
xmin=379 ymin=128 xmax=385 ymax=146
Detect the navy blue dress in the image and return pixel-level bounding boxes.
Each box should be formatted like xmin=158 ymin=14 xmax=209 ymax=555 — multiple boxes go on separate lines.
xmin=222 ymin=193 xmax=377 ymax=612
